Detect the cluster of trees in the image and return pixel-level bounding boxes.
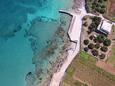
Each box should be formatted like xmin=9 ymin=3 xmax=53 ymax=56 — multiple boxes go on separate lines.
xmin=103 ymin=39 xmax=111 ymax=46
xmin=96 ymin=34 xmax=111 ymax=46
xmin=83 ymin=34 xmax=111 ymax=58
xmin=87 ymin=0 xmax=106 ymax=14
xmin=88 ymin=16 xmax=101 ymax=33
xmin=92 ymin=3 xmax=106 ymax=14
xmin=96 ymin=34 xmax=105 ymax=43
xmin=95 ymin=44 xmax=100 ymax=49
xmin=84 ymin=42 xmax=107 ymax=57
xmin=92 ymin=16 xmax=101 ymax=26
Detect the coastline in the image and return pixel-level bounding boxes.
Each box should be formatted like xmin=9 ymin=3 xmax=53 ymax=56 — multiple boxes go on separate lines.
xmin=31 ymin=15 xmax=72 ymax=86
xmin=48 ymin=0 xmax=115 ymax=86
xmin=49 ymin=0 xmax=87 ymax=86
xmin=48 ymin=2 xmax=115 ymax=86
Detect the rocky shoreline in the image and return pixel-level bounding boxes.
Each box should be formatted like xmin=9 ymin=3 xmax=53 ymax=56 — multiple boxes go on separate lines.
xmin=26 ymin=0 xmax=86 ymax=86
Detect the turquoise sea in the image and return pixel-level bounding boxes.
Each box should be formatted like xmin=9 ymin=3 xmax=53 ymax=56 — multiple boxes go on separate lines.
xmin=0 ymin=0 xmax=73 ymax=86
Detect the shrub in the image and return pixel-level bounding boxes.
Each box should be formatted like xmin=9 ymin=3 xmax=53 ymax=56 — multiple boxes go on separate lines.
xmin=91 ymin=49 xmax=99 ymax=56
xmin=98 ymin=0 xmax=103 ymax=3
xmin=99 ymin=54 xmax=106 ymax=59
xmin=89 ymin=24 xmax=96 ymax=31
xmin=89 ymin=35 xmax=94 ymax=40
xmin=97 ymin=34 xmax=105 ymax=43
xmin=84 ymin=47 xmax=89 ymax=52
xmin=101 ymin=5 xmax=105 ymax=8
xmin=90 ymin=23 xmax=97 ymax=30
xmin=93 ymin=38 xmax=98 ymax=43
xmin=84 ymin=39 xmax=89 ymax=45
xmin=103 ymin=39 xmax=111 ymax=46
xmin=92 ymin=16 xmax=101 ymax=26
xmin=88 ymin=43 xmax=95 ymax=49
xmin=95 ymin=44 xmax=100 ymax=49
xmin=87 ymin=30 xmax=92 ymax=34
xmin=83 ymin=22 xmax=88 ymax=27
xmin=93 ymin=16 xmax=101 ymax=22
xmin=88 ymin=25 xmax=93 ymax=29
xmin=99 ymin=8 xmax=105 ymax=14
xmin=100 ymin=46 xmax=108 ymax=52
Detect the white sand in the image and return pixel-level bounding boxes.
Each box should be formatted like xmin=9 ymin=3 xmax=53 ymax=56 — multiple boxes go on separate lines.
xmin=49 ymin=4 xmax=86 ymax=86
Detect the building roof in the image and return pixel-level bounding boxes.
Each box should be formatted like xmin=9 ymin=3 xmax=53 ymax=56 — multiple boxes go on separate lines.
xmin=100 ymin=20 xmax=112 ymax=34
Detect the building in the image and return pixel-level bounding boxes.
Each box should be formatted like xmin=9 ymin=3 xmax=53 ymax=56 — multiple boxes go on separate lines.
xmin=97 ymin=20 xmax=112 ymax=35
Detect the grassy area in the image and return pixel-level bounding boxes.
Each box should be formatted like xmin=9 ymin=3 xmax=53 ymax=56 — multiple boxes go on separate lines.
xmin=66 ymin=66 xmax=75 ymax=77
xmin=61 ymin=51 xmax=115 ymax=86
xmin=74 ymin=81 xmax=88 ymax=86
xmin=80 ymin=51 xmax=90 ymax=60
xmin=79 ymin=51 xmax=96 ymax=63
xmin=112 ymin=17 xmax=115 ymax=22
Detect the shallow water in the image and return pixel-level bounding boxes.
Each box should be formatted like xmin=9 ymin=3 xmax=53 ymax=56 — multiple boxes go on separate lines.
xmin=0 ymin=0 xmax=73 ymax=86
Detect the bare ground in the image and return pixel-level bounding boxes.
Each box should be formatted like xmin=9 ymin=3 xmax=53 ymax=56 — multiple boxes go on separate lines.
xmin=96 ymin=61 xmax=115 ymax=75
xmin=61 ymin=52 xmax=115 ymax=86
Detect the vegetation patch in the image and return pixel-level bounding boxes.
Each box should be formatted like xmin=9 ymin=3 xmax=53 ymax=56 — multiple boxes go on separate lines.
xmin=66 ymin=66 xmax=75 ymax=77
xmin=86 ymin=0 xmax=107 ymax=14
xmin=80 ymin=51 xmax=90 ymax=60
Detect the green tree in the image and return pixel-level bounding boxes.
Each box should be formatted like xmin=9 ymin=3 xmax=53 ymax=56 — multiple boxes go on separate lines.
xmin=95 ymin=43 xmax=100 ymax=49
xmin=97 ymin=34 xmax=105 ymax=43
xmin=100 ymin=46 xmax=108 ymax=52
xmin=92 ymin=49 xmax=99 ymax=56
xmin=84 ymin=47 xmax=89 ymax=52
xmin=83 ymin=22 xmax=88 ymax=27
xmin=88 ymin=43 xmax=95 ymax=49
xmin=89 ymin=35 xmax=94 ymax=40
xmin=103 ymin=39 xmax=111 ymax=46
xmin=84 ymin=39 xmax=89 ymax=45
xmin=99 ymin=53 xmax=105 ymax=59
